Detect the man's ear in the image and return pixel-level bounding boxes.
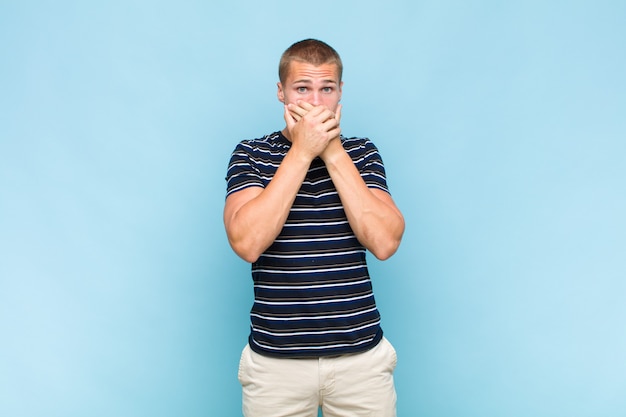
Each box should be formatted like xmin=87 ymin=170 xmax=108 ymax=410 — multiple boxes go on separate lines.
xmin=338 ymin=81 xmax=344 ymax=101
xmin=277 ymin=82 xmax=285 ymax=103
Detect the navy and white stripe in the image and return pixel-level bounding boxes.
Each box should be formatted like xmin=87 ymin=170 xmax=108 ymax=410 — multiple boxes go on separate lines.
xmin=226 ymin=131 xmax=389 ymax=358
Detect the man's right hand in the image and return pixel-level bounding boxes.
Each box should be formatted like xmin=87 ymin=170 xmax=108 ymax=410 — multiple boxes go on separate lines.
xmin=283 ymin=101 xmax=341 ymax=161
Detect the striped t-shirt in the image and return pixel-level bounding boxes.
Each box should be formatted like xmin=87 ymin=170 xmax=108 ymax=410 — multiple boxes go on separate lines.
xmin=226 ymin=131 xmax=389 ymax=358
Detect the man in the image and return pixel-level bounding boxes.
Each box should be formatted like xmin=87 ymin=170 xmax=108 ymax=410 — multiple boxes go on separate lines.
xmin=224 ymin=39 xmax=405 ymax=417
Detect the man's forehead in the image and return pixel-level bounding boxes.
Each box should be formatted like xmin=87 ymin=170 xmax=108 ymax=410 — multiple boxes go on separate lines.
xmin=292 ymin=78 xmax=338 ymax=84
xmin=287 ymin=61 xmax=340 ymax=82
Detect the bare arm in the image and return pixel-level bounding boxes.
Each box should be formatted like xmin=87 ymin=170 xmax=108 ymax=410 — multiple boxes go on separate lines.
xmin=322 ymin=139 xmax=405 ymax=260
xmin=223 ymin=151 xmax=309 ymax=263
xmin=223 ymin=104 xmax=340 ymax=262
xmin=289 ymin=101 xmax=405 ymax=260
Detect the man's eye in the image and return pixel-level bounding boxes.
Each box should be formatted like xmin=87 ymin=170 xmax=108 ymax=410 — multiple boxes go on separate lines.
xmin=297 ymin=87 xmax=307 ymax=93
xmin=322 ymin=87 xmax=333 ymax=93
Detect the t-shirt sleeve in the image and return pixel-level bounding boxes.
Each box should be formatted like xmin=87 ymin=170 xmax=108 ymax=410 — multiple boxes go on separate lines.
xmin=225 ymin=142 xmax=264 ymax=197
xmin=357 ymin=139 xmax=390 ymax=194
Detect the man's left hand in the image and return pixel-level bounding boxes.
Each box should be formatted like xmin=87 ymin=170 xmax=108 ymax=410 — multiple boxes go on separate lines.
xmin=288 ymin=101 xmax=343 ymax=162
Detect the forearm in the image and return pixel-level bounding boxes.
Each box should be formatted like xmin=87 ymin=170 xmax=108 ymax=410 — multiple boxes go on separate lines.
xmin=225 ymin=149 xmax=311 ymax=262
xmin=324 ymin=150 xmax=405 ymax=260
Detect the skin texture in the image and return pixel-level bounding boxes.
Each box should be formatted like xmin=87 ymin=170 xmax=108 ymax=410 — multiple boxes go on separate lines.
xmin=224 ymin=61 xmax=405 ymax=263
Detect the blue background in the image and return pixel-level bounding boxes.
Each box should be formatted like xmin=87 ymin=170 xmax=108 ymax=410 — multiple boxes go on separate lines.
xmin=1 ymin=1 xmax=625 ymax=416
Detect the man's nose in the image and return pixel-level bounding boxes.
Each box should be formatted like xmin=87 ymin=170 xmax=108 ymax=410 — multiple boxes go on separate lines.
xmin=310 ymin=91 xmax=321 ymax=106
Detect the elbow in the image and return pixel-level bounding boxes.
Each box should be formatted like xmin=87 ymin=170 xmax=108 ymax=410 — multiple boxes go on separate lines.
xmin=239 ymin=252 xmax=261 ymax=263
xmin=369 ymin=238 xmax=402 ymax=261
xmin=226 ymin=223 xmax=275 ymax=263
xmin=368 ymin=223 xmax=404 ymax=261
xmin=235 ymin=247 xmax=260 ymax=263
xmin=229 ymin=238 xmax=264 ymax=264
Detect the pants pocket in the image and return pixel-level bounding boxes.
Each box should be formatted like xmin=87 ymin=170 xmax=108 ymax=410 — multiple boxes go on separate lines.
xmin=238 ymin=344 xmax=250 ymax=384
xmin=382 ymin=337 xmax=398 ymax=371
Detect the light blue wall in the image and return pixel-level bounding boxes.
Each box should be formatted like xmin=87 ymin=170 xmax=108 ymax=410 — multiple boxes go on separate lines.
xmin=1 ymin=1 xmax=625 ymax=416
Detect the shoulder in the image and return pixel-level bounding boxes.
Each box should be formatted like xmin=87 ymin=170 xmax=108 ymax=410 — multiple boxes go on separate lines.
xmin=234 ymin=131 xmax=289 ymax=153
xmin=341 ymin=135 xmax=379 ymax=150
xmin=227 ymin=131 xmax=290 ymax=174
xmin=341 ymin=136 xmax=382 ymax=160
xmin=341 ymin=135 xmax=373 ymax=145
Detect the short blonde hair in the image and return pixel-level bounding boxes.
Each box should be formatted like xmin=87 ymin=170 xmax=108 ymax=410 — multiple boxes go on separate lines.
xmin=278 ymin=39 xmax=343 ymax=83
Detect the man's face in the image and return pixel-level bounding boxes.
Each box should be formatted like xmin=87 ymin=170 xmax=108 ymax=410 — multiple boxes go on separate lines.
xmin=277 ymin=61 xmax=343 ymax=112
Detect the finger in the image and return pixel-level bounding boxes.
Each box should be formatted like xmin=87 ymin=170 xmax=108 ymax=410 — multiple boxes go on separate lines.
xmin=335 ymin=104 xmax=342 ymax=123
xmin=296 ymin=100 xmax=315 ymax=112
xmin=327 ymin=124 xmax=342 ymax=139
xmin=322 ymin=114 xmax=341 ymax=133
xmin=314 ymin=107 xmax=335 ymax=123
xmin=284 ymin=105 xmax=296 ymax=129
xmin=288 ymin=103 xmax=306 ymax=117
xmin=288 ymin=108 xmax=301 ymax=121
xmin=299 ymin=101 xmax=334 ymax=121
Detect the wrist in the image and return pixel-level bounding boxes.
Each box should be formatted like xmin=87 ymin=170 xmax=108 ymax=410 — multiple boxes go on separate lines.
xmin=287 ymin=143 xmax=316 ymax=166
xmin=320 ymin=139 xmax=347 ymax=166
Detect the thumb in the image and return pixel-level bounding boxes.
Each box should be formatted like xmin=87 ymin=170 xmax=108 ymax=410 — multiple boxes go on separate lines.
xmin=284 ymin=105 xmax=296 ymax=130
xmin=335 ymin=104 xmax=343 ymax=124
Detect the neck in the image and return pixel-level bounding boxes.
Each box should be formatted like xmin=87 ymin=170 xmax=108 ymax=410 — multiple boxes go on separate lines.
xmin=281 ymin=127 xmax=292 ymax=142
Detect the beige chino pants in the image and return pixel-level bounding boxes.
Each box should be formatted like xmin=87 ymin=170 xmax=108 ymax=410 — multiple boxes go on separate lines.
xmin=238 ymin=337 xmax=397 ymax=417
